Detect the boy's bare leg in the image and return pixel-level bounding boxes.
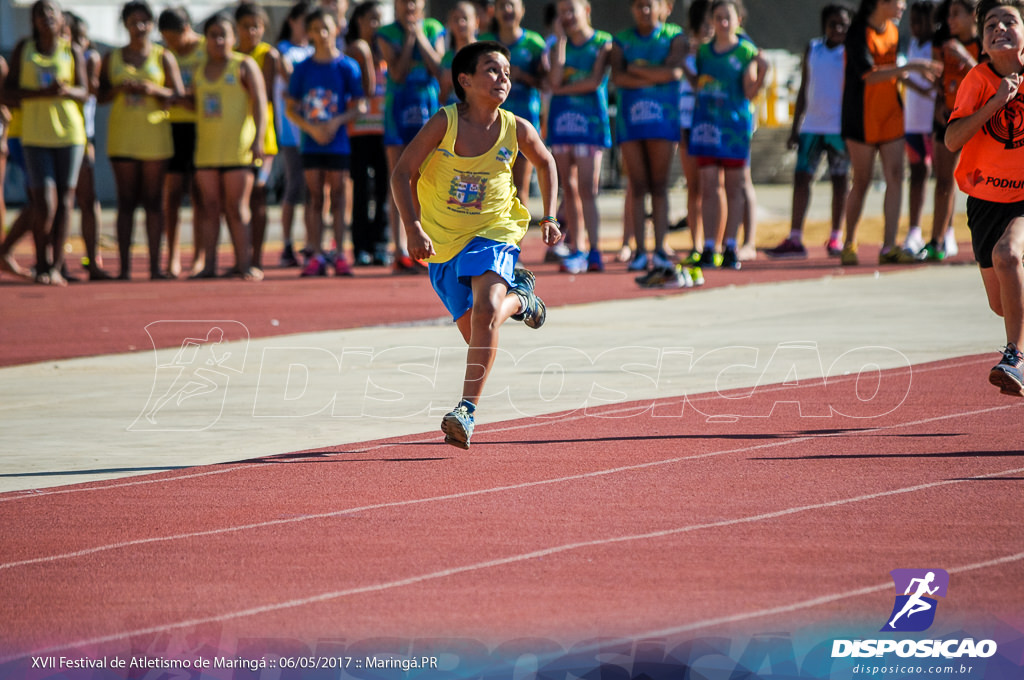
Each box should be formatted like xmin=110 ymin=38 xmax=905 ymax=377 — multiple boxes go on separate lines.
xmin=723 ymin=166 xmax=745 ymax=242
xmin=192 ymin=170 xmax=223 ymax=278
xmin=164 ymin=172 xmax=186 ymax=277
xmin=992 ymin=219 xmax=1024 ymax=349
xmin=455 ymin=271 xmax=522 ymax=407
xmin=831 ymin=173 xmax=849 ymax=235
xmin=222 ymin=168 xmax=257 ymax=279
xmin=985 ymin=218 xmax=1024 ymax=395
xmin=878 ymin=139 xmax=904 ymax=252
xmin=700 ymin=165 xmax=724 ymax=251
xmin=679 ymin=137 xmax=703 ymax=256
xmin=739 ymin=165 xmax=757 ymax=259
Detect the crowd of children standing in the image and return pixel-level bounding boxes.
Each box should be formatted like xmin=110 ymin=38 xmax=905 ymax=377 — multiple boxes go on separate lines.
xmin=0 ymin=0 xmax=787 ymax=285
xmin=0 ymin=0 xmax=1003 ymax=285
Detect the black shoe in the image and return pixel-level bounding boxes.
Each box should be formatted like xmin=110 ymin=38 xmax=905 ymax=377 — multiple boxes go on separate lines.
xmin=721 ymin=247 xmax=741 ymax=270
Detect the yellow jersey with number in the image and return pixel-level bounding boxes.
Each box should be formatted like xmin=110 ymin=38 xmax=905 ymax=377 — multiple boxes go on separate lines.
xmin=107 ymin=45 xmax=172 ymax=160
xmin=194 ymin=53 xmax=257 ymax=168
xmin=19 ymin=38 xmax=86 ymax=147
xmin=417 ymin=105 xmax=530 ymax=263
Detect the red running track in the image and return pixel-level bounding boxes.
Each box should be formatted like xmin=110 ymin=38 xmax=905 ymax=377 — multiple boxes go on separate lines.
xmin=1 ymin=355 xmax=1022 ymax=667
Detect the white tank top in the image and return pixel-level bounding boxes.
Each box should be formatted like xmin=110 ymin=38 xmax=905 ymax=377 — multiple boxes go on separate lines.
xmin=903 ymin=38 xmax=934 ymax=134
xmin=800 ymin=37 xmax=844 ymax=135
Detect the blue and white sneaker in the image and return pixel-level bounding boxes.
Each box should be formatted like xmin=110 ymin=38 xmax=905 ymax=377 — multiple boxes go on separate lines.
xmin=989 ymin=344 xmax=1024 ymax=396
xmin=441 ymin=403 xmax=475 ymax=449
xmin=510 ymin=266 xmax=546 ymax=328
xmin=511 ymin=266 xmax=535 ymax=294
xmin=627 ymin=252 xmax=649 ymax=272
xmin=559 ymin=250 xmax=588 ymax=274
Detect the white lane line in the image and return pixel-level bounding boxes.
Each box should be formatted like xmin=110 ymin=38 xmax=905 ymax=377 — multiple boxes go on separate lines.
xmin=0 ymin=355 xmax=988 ymax=502
xmin=3 ymin=464 xmax=1021 ymax=665
xmin=601 ymin=549 xmax=1024 ymax=644
xmin=2 ymin=400 xmax=1019 ymax=572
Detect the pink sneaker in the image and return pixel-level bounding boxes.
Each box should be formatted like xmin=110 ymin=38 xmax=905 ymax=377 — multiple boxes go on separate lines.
xmin=301 ymin=254 xmax=327 ymax=277
xmin=334 ymin=256 xmax=353 ymax=277
xmin=826 ymin=237 xmax=843 ymax=257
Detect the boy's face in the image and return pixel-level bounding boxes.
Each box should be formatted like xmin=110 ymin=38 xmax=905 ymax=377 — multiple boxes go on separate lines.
xmin=161 ymin=29 xmax=184 ymax=51
xmin=123 ymin=9 xmax=152 ymax=42
xmin=948 ymin=2 xmax=974 ymax=38
xmin=309 ymin=16 xmax=338 ymax=48
xmin=983 ymin=6 xmax=1024 ymax=58
xmin=496 ymin=0 xmax=523 ymax=27
xmin=449 ymin=4 xmax=478 ymax=39
xmin=238 ymin=15 xmax=265 ymax=48
xmin=396 ymin=0 xmax=424 ymax=26
xmin=631 ymin=0 xmax=662 ymax=31
xmin=557 ymin=0 xmax=588 ymax=33
xmin=711 ymin=3 xmax=739 ymax=40
xmin=879 ymin=0 xmax=906 ymax=23
xmin=824 ymin=10 xmax=850 ymax=45
xmin=461 ymin=51 xmax=511 ymax=103
xmin=206 ymin=21 xmax=234 ymax=59
xmin=909 ymin=11 xmax=929 ymax=40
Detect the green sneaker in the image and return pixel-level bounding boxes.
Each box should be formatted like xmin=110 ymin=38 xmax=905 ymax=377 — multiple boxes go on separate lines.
xmin=921 ymin=242 xmax=946 ymax=261
xmin=441 ymin=404 xmax=475 ymax=449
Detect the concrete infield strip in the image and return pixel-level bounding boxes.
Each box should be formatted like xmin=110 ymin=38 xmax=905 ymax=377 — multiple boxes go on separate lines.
xmin=0 ymin=265 xmax=1003 ymax=493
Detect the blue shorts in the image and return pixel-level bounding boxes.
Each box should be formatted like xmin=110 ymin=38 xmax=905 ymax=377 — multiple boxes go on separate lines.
xmin=429 ymin=237 xmax=520 ymax=321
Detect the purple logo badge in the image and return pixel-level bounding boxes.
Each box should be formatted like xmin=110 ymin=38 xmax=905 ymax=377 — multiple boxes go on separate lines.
xmin=881 ymin=569 xmax=949 ymax=632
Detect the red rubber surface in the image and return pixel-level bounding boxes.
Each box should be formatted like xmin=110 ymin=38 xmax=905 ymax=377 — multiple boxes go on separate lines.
xmin=1 ymin=243 xmax=1020 ymax=670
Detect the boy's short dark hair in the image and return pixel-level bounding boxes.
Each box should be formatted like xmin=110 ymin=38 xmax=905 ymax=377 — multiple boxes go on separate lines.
xmin=121 ymin=0 xmax=154 ymax=24
xmin=203 ymin=11 xmax=235 ymax=35
xmin=451 ymin=40 xmax=511 ymax=102
xmin=304 ymin=6 xmax=336 ymax=30
xmin=157 ymin=6 xmax=192 ymax=32
xmin=820 ymin=3 xmax=852 ymax=30
xmin=976 ymin=0 xmax=1024 ymax=36
xmin=235 ymin=2 xmax=270 ymax=26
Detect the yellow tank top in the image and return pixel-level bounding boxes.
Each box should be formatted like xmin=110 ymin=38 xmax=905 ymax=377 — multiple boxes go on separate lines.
xmin=245 ymin=42 xmax=278 ymax=155
xmin=167 ymin=37 xmax=204 ymax=124
xmin=194 ymin=53 xmax=257 ymax=168
xmin=19 ymin=38 xmax=87 ymax=147
xmin=107 ymin=45 xmax=172 ymax=160
xmin=8 ymin=108 xmax=22 ymax=139
xmin=418 ymin=105 xmax=530 ymax=263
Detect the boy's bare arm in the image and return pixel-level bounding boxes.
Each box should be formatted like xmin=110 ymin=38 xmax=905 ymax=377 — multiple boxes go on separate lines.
xmin=788 ymin=44 xmax=810 ymax=148
xmin=515 ymin=116 xmax=562 ymax=246
xmin=627 ymin=34 xmax=687 ymax=85
xmin=241 ymin=57 xmax=267 ymax=159
xmin=551 ymin=42 xmax=611 ymax=96
xmin=946 ymin=73 xmax=1023 ymax=151
xmin=390 ymin=111 xmax=449 ymax=260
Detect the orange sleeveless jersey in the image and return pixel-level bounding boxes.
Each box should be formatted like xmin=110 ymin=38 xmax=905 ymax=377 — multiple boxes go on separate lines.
xmin=842 ymin=19 xmax=902 ymax=144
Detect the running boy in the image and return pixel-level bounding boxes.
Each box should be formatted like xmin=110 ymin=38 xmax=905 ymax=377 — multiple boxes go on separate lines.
xmin=390 ymin=41 xmax=561 ymax=449
xmin=945 ymin=0 xmax=1024 ymax=395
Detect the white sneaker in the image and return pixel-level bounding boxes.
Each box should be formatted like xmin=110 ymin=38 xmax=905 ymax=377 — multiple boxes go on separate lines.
xmin=903 ymin=231 xmax=925 ymax=255
xmin=944 ymin=228 xmax=959 ymax=258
